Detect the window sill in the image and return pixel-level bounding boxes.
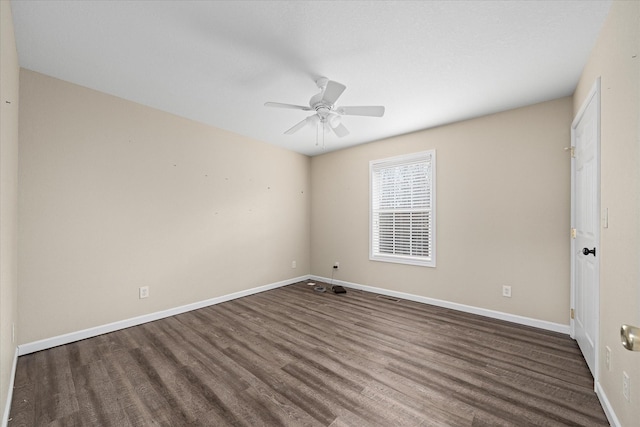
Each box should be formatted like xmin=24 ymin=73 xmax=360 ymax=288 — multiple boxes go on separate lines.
xmin=370 ymin=254 xmax=435 ymax=268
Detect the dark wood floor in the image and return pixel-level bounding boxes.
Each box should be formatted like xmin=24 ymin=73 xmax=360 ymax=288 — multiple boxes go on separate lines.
xmin=9 ymin=282 xmax=609 ymax=426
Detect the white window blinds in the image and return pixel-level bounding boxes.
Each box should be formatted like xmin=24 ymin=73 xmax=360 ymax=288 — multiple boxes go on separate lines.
xmin=370 ymin=150 xmax=435 ymax=267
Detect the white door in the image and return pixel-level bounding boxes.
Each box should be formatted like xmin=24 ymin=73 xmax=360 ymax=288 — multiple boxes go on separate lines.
xmin=571 ymin=79 xmax=600 ymax=377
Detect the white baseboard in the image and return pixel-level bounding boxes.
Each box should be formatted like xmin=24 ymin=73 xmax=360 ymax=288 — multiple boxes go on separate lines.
xmin=18 ymin=275 xmax=310 ymax=356
xmin=596 ymin=380 xmax=621 ymax=427
xmin=17 ymin=274 xmax=570 ymax=353
xmin=311 ymin=275 xmax=570 ymax=335
xmin=2 ymin=347 xmax=18 ymax=427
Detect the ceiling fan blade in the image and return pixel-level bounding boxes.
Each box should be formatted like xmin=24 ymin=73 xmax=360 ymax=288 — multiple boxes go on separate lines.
xmin=336 ymin=106 xmax=385 ymax=117
xmin=284 ymin=115 xmax=318 ymax=135
xmin=284 ymin=118 xmax=309 ymax=135
xmin=321 ymin=80 xmax=346 ymax=105
xmin=265 ymin=102 xmax=312 ymax=111
xmin=332 ymin=122 xmax=350 ymax=138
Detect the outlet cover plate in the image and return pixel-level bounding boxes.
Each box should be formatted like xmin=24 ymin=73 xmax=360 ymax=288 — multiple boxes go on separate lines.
xmin=139 ymin=286 xmax=149 ymax=299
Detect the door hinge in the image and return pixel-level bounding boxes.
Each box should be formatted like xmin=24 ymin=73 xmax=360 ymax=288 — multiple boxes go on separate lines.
xmin=571 ymin=228 xmax=576 ymax=239
xmin=570 ymin=147 xmax=575 ymax=158
xmin=570 ymin=308 xmax=575 ymax=319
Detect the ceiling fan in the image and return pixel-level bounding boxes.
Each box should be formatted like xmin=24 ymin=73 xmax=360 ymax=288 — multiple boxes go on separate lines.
xmin=264 ymin=77 xmax=385 ymax=138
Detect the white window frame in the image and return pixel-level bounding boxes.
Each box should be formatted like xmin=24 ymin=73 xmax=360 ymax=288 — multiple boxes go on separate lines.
xmin=369 ymin=150 xmax=436 ymax=267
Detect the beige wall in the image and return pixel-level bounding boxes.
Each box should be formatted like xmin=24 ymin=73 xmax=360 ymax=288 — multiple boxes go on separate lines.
xmin=18 ymin=70 xmax=311 ymax=344
xmin=0 ymin=0 xmax=20 ymax=422
xmin=574 ymin=1 xmax=640 ymax=424
xmin=311 ymin=97 xmax=572 ymax=325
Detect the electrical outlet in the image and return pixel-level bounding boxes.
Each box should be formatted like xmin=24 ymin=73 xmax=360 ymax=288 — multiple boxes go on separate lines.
xmin=291 ymin=260 xmax=296 ymax=269
xmin=622 ymin=371 xmax=630 ymax=401
xmin=334 ymin=262 xmax=339 ymax=269
xmin=605 ymin=346 xmax=612 ymax=371
xmin=139 ymin=286 xmax=149 ymax=299
xmin=502 ymin=285 xmax=512 ymax=298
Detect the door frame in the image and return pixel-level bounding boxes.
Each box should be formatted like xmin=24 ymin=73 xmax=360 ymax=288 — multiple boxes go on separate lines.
xmin=570 ymin=77 xmax=601 ymax=384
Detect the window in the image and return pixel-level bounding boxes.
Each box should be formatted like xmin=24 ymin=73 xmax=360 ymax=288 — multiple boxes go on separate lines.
xmin=370 ymin=150 xmax=435 ymax=267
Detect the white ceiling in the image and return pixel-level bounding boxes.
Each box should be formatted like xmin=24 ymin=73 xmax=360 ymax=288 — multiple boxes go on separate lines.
xmin=11 ymin=0 xmax=611 ymax=156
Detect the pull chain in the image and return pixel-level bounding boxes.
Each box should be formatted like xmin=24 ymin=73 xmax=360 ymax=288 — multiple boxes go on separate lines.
xmin=316 ymin=119 xmax=326 ymax=150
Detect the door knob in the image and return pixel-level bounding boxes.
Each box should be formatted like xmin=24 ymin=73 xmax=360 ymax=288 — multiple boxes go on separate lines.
xmin=582 ymin=247 xmax=596 ymax=256
xmin=621 ymin=325 xmax=640 ymax=351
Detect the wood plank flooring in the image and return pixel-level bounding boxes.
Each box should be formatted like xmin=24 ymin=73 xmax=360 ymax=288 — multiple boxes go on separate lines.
xmin=9 ymin=282 xmax=609 ymax=426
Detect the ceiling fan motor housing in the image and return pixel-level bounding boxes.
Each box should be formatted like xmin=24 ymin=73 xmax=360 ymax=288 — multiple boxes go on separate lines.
xmin=314 ymin=105 xmax=332 ymax=120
